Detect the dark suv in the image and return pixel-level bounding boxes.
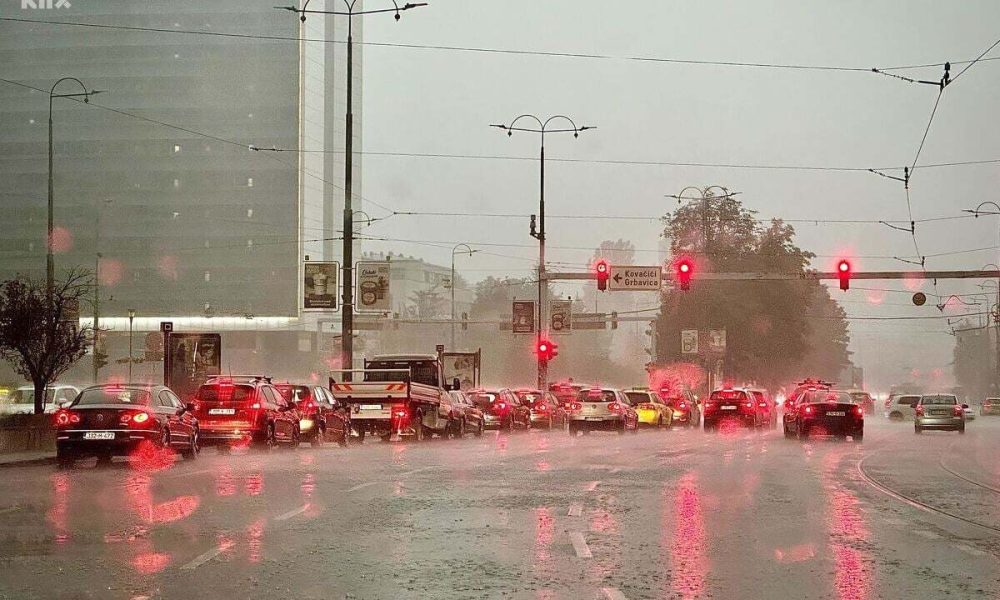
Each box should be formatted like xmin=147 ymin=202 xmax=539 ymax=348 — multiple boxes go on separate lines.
xmin=193 ymin=376 xmax=300 ymax=452
xmin=275 ymin=383 xmax=351 ymax=447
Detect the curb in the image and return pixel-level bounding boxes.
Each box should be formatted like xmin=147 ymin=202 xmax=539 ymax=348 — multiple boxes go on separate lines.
xmin=0 ymin=455 xmax=56 ymax=469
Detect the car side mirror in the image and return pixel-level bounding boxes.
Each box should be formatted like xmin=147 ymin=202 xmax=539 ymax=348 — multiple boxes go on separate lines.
xmin=185 ymin=402 xmax=196 ymax=413
xmin=962 ymin=403 xmax=969 ymax=409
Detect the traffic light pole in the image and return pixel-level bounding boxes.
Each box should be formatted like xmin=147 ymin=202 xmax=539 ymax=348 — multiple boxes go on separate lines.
xmin=544 ymin=269 xmax=1000 ymax=283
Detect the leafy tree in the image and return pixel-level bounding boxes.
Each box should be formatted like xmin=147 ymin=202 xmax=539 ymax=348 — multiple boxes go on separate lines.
xmin=0 ymin=271 xmax=94 ymax=414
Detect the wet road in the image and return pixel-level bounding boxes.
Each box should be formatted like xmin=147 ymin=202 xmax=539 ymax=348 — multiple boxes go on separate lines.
xmin=2 ymin=418 xmax=999 ymax=600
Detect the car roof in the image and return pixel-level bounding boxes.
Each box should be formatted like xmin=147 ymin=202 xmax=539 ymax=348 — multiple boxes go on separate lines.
xmin=17 ymin=384 xmax=78 ymax=390
xmin=370 ymin=354 xmax=438 ymax=362
xmin=82 ymin=384 xmax=165 ymax=392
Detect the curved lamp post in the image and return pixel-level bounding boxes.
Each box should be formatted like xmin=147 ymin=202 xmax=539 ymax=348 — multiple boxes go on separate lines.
xmin=450 ymin=243 xmax=476 ymax=348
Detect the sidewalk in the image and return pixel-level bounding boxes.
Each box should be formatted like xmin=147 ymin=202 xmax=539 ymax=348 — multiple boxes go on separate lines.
xmin=0 ymin=451 xmax=55 ymax=468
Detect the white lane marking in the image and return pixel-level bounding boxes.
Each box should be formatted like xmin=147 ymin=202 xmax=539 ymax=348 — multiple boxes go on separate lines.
xmin=567 ymin=503 xmax=583 ymax=517
xmin=274 ymin=504 xmax=309 ymax=521
xmin=585 ymin=480 xmax=600 ymax=492
xmin=914 ymin=529 xmax=941 ymax=540
xmin=400 ymin=466 xmax=434 ymax=477
xmin=954 ymin=543 xmax=987 ymax=556
xmin=601 ymin=588 xmax=628 ymax=600
xmin=882 ymin=517 xmax=905 ymax=526
xmin=180 ymin=540 xmax=234 ymax=571
xmin=347 ymin=481 xmax=380 ymax=492
xmin=609 ymin=467 xmax=622 ymax=474
xmin=0 ymin=506 xmax=20 ymax=516
xmin=569 ymin=531 xmax=592 ymax=558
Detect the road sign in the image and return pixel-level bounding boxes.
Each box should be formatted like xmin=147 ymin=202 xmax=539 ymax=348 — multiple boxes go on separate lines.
xmin=160 ymin=321 xmax=173 ymax=333
xmin=550 ymin=300 xmax=572 ymax=334
xmin=681 ymin=330 xmax=699 ymax=354
xmin=608 ymin=265 xmax=662 ymax=291
xmin=573 ymin=313 xmax=607 ymax=330
xmin=304 ymin=261 xmax=339 ymax=311
xmin=512 ymin=301 xmax=535 ymax=334
xmin=356 ymin=261 xmax=390 ymax=312
xmin=708 ymin=329 xmax=727 ymax=353
xmin=912 ymin=292 xmax=927 ymax=306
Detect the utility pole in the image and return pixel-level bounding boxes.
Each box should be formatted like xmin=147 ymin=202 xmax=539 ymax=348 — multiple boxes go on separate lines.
xmin=492 ymin=115 xmax=594 ymax=389
xmin=963 ymin=202 xmax=1000 ymax=391
xmin=279 ymin=0 xmax=426 ymax=381
xmin=450 ymin=243 xmax=475 ymax=349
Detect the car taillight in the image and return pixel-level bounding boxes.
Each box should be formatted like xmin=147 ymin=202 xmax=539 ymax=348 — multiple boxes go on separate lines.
xmin=54 ymin=410 xmax=80 ymax=427
xmin=915 ymin=406 xmax=924 ymax=416
xmin=803 ymin=406 xmax=813 ymax=415
xmin=678 ymin=402 xmax=687 ymax=410
xmin=953 ymin=405 xmax=963 ymax=416
xmin=393 ymin=406 xmax=408 ymax=419
xmin=121 ymin=411 xmax=153 ymax=427
xmin=608 ymin=402 xmax=620 ymax=412
xmin=250 ymin=403 xmax=261 ymax=409
xmin=570 ymin=403 xmax=582 ymax=411
xmin=854 ymin=405 xmax=864 ymax=417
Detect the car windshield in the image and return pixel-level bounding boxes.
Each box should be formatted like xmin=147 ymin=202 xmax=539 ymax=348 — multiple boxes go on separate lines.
xmin=625 ymin=392 xmax=650 ymax=405
xmin=469 ymin=392 xmax=501 ymax=409
xmin=74 ymin=388 xmax=151 ymax=406
xmin=9 ymin=389 xmax=56 ymax=404
xmin=804 ymin=391 xmax=853 ymax=404
xmin=197 ymin=384 xmax=255 ymax=403
xmin=580 ymin=390 xmax=616 ymax=403
xmin=920 ymin=395 xmax=957 ymax=405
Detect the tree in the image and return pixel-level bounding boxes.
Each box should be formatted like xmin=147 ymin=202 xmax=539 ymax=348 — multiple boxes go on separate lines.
xmin=0 ymin=271 xmax=94 ymax=414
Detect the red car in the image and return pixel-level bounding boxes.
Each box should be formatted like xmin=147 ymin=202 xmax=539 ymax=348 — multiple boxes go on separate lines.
xmin=749 ymin=388 xmax=778 ymax=429
xmin=657 ymin=387 xmax=701 ymax=428
xmin=54 ymin=384 xmax=199 ymax=468
xmin=275 ymin=383 xmax=352 ymax=447
xmin=193 ymin=376 xmax=300 ymax=452
xmin=703 ymin=388 xmax=763 ymax=431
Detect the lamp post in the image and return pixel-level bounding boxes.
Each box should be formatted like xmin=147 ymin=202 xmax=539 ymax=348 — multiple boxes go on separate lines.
xmin=278 ymin=1 xmax=427 ymax=381
xmin=127 ymin=309 xmax=136 ymax=384
xmin=450 ymin=243 xmax=476 ymax=349
xmin=47 ymin=77 xmax=102 ymax=298
xmin=966 ymin=200 xmax=1000 ymax=392
xmin=492 ymin=115 xmax=594 ymax=389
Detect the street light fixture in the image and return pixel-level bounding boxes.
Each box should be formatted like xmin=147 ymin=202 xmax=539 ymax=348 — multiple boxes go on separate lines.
xmin=276 ymin=0 xmax=427 ymax=381
xmin=450 ymin=243 xmax=477 ymax=348
xmin=48 ymin=78 xmax=103 ymax=299
xmin=665 ymin=186 xmax=737 ymax=256
xmin=492 ymin=115 xmax=594 ymax=389
xmin=127 ymin=308 xmax=136 ymax=384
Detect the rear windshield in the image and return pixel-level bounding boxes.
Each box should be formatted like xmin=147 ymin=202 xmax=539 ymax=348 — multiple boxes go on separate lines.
xmin=803 ymin=391 xmax=853 ymax=404
xmin=751 ymin=391 xmax=766 ymax=402
xmin=711 ymin=390 xmax=748 ymax=403
xmin=197 ymin=384 xmax=255 ymax=403
xmin=897 ymin=396 xmax=920 ymax=406
xmin=579 ymin=390 xmax=617 ymax=403
xmin=920 ymin=395 xmax=957 ymax=406
xmin=625 ymin=392 xmax=651 ymax=405
xmin=9 ymin=389 xmax=56 ymax=404
xmin=365 ymin=361 xmax=438 ymax=387
xmin=850 ymin=392 xmax=872 ymax=402
xmin=276 ymin=385 xmax=311 ymax=403
xmin=469 ymin=392 xmax=501 ymax=409
xmin=74 ymin=388 xmax=151 ymax=406
xmin=515 ymin=391 xmax=545 ymax=405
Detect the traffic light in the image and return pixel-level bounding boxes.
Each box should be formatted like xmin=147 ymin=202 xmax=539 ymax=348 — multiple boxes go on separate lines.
xmin=837 ymin=259 xmax=851 ymax=291
xmin=595 ymin=260 xmax=609 ymax=291
xmin=677 ymin=259 xmax=693 ymax=291
xmin=536 ymin=339 xmax=558 ymax=362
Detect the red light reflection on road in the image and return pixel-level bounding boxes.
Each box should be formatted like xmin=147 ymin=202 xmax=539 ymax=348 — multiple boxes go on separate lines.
xmin=247 ymin=519 xmax=265 ymax=563
xmin=822 ymin=452 xmax=872 ymax=600
xmin=245 ymin=471 xmax=264 ymax=496
xmin=588 ymin=508 xmax=618 ymax=535
xmin=46 ymin=472 xmax=70 ymax=545
xmin=535 ymin=460 xmax=550 ymax=472
xmin=152 ymin=496 xmax=199 ymax=524
xmin=533 ymin=507 xmax=554 ymax=564
xmin=301 ymin=473 xmax=316 ymax=502
xmin=128 ymin=440 xmax=176 ymax=472
xmin=131 ymin=552 xmax=171 ymax=575
xmin=668 ymin=472 xmax=707 ymax=599
xmin=216 ymin=466 xmax=236 ymax=497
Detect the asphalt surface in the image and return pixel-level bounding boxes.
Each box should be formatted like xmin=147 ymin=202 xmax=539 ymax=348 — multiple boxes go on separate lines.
xmin=1 ymin=417 xmax=999 ymax=600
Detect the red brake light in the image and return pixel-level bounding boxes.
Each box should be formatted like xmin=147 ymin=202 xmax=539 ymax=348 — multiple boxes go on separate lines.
xmin=570 ymin=403 xmax=582 ymax=411
xmin=54 ymin=410 xmax=79 ymax=427
xmin=678 ymin=402 xmax=687 ymax=410
xmin=496 ymin=402 xmax=506 ymax=410
xmin=804 ymin=406 xmax=814 ymax=415
xmin=953 ymin=405 xmax=963 ymax=416
xmin=915 ymin=406 xmax=924 ymax=416
xmin=854 ymin=405 xmax=864 ymax=417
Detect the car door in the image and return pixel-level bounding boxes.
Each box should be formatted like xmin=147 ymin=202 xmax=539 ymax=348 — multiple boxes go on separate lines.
xmin=261 ymin=386 xmax=290 ymax=440
xmin=157 ymin=390 xmax=183 ymax=447
xmin=317 ymin=387 xmax=343 ymax=440
xmin=166 ymin=389 xmax=195 ymax=441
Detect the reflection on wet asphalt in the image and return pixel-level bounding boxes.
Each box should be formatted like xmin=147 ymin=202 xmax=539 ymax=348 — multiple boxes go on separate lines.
xmin=1 ymin=419 xmax=1000 ymax=599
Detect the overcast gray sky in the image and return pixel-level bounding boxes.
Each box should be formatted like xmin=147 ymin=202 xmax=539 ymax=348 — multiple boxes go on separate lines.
xmin=359 ymin=0 xmax=1000 ymax=392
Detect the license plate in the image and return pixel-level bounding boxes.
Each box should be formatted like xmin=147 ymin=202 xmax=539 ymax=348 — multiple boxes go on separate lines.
xmin=83 ymin=431 xmax=115 ymax=440
xmin=209 ymin=408 xmax=235 ymax=415
xmin=585 ymin=417 xmax=604 ymax=421
xmin=826 ymin=411 xmax=845 ymax=417
xmin=932 ymin=410 xmax=948 ymax=416
xmin=360 ymin=404 xmax=382 ymax=410
xmin=721 ymin=406 xmax=738 ymax=410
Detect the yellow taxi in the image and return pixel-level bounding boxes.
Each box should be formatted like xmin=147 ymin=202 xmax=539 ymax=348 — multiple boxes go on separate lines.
xmin=624 ymin=388 xmax=673 ymax=429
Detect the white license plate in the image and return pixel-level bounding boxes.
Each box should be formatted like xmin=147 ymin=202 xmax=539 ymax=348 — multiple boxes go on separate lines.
xmin=83 ymin=431 xmax=115 ymax=440
xmin=360 ymin=404 xmax=383 ymax=410
xmin=209 ymin=408 xmax=236 ymax=415
xmin=826 ymin=411 xmax=845 ymax=417
xmin=585 ymin=417 xmax=604 ymax=421
xmin=720 ymin=406 xmax=738 ymax=410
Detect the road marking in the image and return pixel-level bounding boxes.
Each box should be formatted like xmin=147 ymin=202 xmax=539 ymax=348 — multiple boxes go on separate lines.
xmin=180 ymin=540 xmax=234 ymax=570
xmin=400 ymin=466 xmax=435 ymax=477
xmin=914 ymin=529 xmax=941 ymax=540
xmin=601 ymin=588 xmax=628 ymax=600
xmin=954 ymin=543 xmax=987 ymax=556
xmin=347 ymin=481 xmax=380 ymax=492
xmin=567 ymin=503 xmax=583 ymax=517
xmin=0 ymin=505 xmax=20 ymax=516
xmin=883 ymin=517 xmax=905 ymax=526
xmin=569 ymin=531 xmax=592 ymax=558
xmin=274 ymin=504 xmax=309 ymax=522
xmin=585 ymin=480 xmax=600 ymax=492
xmin=609 ymin=467 xmax=622 ymax=474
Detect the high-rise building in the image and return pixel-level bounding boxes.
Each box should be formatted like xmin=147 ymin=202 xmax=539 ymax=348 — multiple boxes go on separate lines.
xmin=0 ymin=0 xmax=362 ymax=321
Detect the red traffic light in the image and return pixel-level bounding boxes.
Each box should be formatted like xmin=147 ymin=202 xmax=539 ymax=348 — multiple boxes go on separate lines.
xmin=837 ymin=259 xmax=851 ymax=291
xmin=676 ymin=259 xmax=694 ymax=291
xmin=536 ymin=339 xmax=558 ymax=361
xmin=595 ymin=259 xmax=610 ymax=291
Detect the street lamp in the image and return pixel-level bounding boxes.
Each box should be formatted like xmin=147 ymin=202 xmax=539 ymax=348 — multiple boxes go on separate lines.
xmin=492 ymin=115 xmax=594 ymax=389
xmin=48 ymin=77 xmax=102 ymax=299
xmin=278 ymin=0 xmax=427 ymax=382
xmin=450 ymin=243 xmax=476 ymax=349
xmin=127 ymin=308 xmax=136 ymax=384
xmin=665 ymin=186 xmax=738 ymax=256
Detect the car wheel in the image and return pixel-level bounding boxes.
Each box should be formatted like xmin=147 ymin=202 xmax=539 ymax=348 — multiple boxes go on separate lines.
xmin=457 ymin=418 xmax=467 ymax=439
xmin=311 ymin=424 xmax=325 ymax=447
xmin=914 ymin=425 xmax=922 ymax=434
xmin=181 ymin=430 xmax=199 ymax=460
xmin=474 ymin=419 xmax=484 ymax=437
xmin=287 ymin=426 xmax=300 ymax=449
xmin=854 ymin=431 xmax=863 ymax=442
xmin=783 ymin=425 xmax=794 ymax=439
xmin=505 ymin=417 xmax=514 ymax=433
xmin=959 ymin=426 xmax=966 ymax=435
xmin=338 ymin=424 xmax=350 ymax=447
xmin=413 ymin=413 xmax=425 ymax=442
xmin=56 ymin=451 xmax=75 ymax=469
xmin=798 ymin=424 xmax=809 ymax=440
xmin=258 ymin=424 xmax=277 ymax=452
xmin=159 ymin=428 xmax=171 ymax=449
xmin=354 ymin=428 xmax=366 ymax=445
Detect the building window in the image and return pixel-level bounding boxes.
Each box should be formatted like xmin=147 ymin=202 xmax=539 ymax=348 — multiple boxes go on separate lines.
xmin=173 ymin=179 xmax=180 ymax=188
xmin=247 ymin=177 xmax=254 ymax=187
xmin=204 ymin=271 xmax=211 ymax=282
xmin=247 ymin=208 xmax=254 ymax=218
xmin=173 ymin=144 xmax=181 ymax=153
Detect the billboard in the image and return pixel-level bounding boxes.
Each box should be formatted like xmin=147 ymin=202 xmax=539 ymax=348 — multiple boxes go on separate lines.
xmin=550 ymin=300 xmax=572 ymax=334
xmin=442 ymin=351 xmax=481 ymax=391
xmin=304 ymin=261 xmax=339 ymax=311
xmin=356 ymin=261 xmax=391 ymax=312
xmin=164 ymin=333 xmax=222 ymax=401
xmin=512 ymin=301 xmax=535 ymax=334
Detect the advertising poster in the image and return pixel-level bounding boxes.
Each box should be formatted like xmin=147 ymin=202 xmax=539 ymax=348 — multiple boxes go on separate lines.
xmin=304 ymin=261 xmax=339 ymax=311
xmin=356 ymin=261 xmax=391 ymax=312
xmin=164 ymin=333 xmax=222 ymax=401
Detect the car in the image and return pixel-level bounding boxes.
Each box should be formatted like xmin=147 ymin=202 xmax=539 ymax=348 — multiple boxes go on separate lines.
xmin=886 ymin=394 xmax=920 ymax=421
xmin=448 ymin=390 xmax=485 ymax=437
xmin=514 ymin=389 xmax=567 ymax=430
xmin=275 ymin=383 xmax=351 ymax=447
xmin=963 ymin=404 xmax=977 ymax=421
xmin=656 ymin=387 xmax=700 ymax=428
xmin=748 ymin=388 xmax=778 ymax=429
xmin=847 ymin=390 xmax=876 ymax=415
xmin=1 ymin=384 xmax=81 ymax=415
xmin=981 ymin=397 xmax=1000 ymax=416
xmin=566 ymin=387 xmax=639 ymax=435
xmin=704 ymin=388 xmax=763 ymax=432
xmin=54 ymin=384 xmax=199 ymax=468
xmin=623 ymin=388 xmax=673 ymax=428
xmin=467 ymin=388 xmax=530 ymax=431
xmin=914 ymin=394 xmax=966 ymax=434
xmin=548 ymin=381 xmax=585 ymax=410
xmin=193 ymin=376 xmax=301 ymax=452
xmin=784 ymin=388 xmax=864 ymax=441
